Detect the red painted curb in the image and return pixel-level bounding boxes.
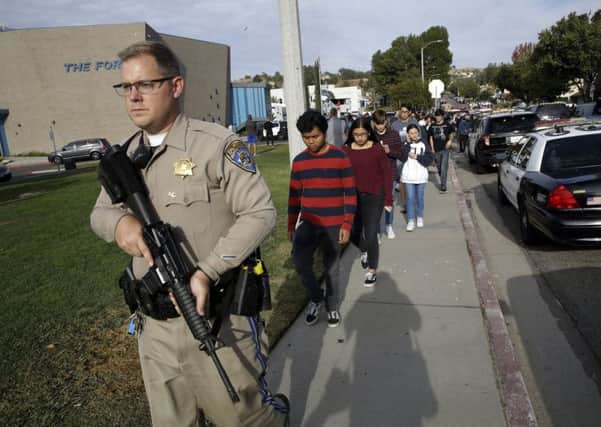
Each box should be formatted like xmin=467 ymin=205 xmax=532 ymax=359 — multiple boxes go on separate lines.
xmin=449 ymin=159 xmax=538 ymax=427
xmin=7 ymin=162 xmax=53 ymax=170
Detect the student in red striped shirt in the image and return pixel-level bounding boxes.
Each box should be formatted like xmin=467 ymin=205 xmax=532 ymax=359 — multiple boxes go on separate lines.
xmin=288 ymin=110 xmax=357 ymax=328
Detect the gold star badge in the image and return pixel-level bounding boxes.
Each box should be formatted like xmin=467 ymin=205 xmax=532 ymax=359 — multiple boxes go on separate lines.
xmin=174 ymin=158 xmax=196 ymax=178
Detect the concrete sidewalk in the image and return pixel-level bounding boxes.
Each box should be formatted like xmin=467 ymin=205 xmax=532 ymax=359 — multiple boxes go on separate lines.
xmin=266 ymin=166 xmax=509 ymax=427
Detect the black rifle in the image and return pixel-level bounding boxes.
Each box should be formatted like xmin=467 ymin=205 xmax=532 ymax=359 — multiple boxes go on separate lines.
xmin=97 ymin=144 xmax=240 ymax=403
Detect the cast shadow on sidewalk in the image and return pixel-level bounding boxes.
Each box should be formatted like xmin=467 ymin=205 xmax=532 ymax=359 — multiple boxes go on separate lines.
xmin=273 ymin=263 xmax=438 ymax=426
xmin=268 ymin=243 xmax=358 ymax=425
xmin=304 ymin=270 xmax=437 ymax=426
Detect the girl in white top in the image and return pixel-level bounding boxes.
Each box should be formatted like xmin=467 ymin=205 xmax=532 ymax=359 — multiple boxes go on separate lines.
xmin=401 ymin=124 xmax=434 ymax=231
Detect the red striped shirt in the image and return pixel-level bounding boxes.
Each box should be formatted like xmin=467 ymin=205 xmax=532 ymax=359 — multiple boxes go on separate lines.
xmin=288 ymin=145 xmax=357 ymax=232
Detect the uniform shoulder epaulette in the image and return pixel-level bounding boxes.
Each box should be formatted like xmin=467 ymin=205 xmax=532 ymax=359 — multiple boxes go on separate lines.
xmin=188 ymin=119 xmax=231 ymax=139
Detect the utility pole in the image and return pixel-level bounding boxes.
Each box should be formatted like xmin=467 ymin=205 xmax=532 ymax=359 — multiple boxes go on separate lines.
xmin=278 ymin=0 xmax=306 ymax=163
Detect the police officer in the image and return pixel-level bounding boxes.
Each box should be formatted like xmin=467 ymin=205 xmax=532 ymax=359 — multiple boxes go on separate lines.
xmin=90 ymin=41 xmax=288 ymax=426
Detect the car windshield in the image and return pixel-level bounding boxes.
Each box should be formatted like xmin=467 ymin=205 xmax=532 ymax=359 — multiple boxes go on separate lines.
xmin=541 ymin=134 xmax=601 ymax=176
xmin=536 ymin=104 xmax=570 ymax=118
xmin=490 ymin=115 xmax=538 ymax=133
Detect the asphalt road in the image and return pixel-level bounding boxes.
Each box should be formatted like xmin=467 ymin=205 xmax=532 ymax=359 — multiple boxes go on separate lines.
xmin=453 ymin=152 xmax=601 ymax=426
xmin=458 ymin=155 xmax=601 ymax=361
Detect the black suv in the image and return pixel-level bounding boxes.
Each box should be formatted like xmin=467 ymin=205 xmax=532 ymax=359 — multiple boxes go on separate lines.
xmin=48 ymin=138 xmax=111 ymax=164
xmin=466 ymin=112 xmax=539 ymax=173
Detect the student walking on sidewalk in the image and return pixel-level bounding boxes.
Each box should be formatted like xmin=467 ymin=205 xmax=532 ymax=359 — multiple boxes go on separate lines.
xmin=343 ymin=116 xmax=393 ymax=287
xmin=401 ymin=124 xmax=434 ymax=231
xmin=428 ymin=109 xmax=455 ymax=193
xmin=288 ymin=110 xmax=357 ymax=328
xmin=372 ymin=109 xmax=403 ymax=239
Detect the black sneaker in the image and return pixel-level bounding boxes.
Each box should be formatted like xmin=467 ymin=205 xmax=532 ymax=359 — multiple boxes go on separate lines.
xmin=439 ymin=187 xmax=447 ymax=194
xmin=364 ymin=271 xmax=377 ymax=287
xmin=304 ymin=301 xmax=321 ymax=325
xmin=327 ymin=310 xmax=341 ymax=328
xmin=360 ymin=252 xmax=368 ymax=269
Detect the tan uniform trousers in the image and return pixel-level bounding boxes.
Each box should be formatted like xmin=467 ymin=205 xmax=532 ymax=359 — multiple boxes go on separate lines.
xmin=138 ymin=313 xmax=287 ymax=427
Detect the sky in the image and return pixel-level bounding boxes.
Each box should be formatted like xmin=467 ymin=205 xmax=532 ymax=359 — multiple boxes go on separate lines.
xmin=1 ymin=0 xmax=599 ymax=79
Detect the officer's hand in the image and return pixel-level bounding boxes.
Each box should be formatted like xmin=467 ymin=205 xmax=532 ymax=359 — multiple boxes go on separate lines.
xmin=339 ymin=228 xmax=350 ymax=244
xmin=288 ymin=231 xmax=295 ymax=242
xmin=115 ymin=214 xmax=153 ymax=266
xmin=189 ymin=269 xmax=211 ymax=316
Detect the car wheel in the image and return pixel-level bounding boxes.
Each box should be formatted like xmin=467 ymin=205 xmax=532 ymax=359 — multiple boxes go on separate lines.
xmin=53 ymin=156 xmax=63 ymax=165
xmin=91 ymin=152 xmax=101 ymax=160
xmin=519 ymin=202 xmax=538 ymax=245
xmin=497 ymin=174 xmax=508 ymax=205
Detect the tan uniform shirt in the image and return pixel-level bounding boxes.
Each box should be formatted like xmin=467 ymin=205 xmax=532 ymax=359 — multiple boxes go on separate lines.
xmin=90 ymin=113 xmax=276 ymax=282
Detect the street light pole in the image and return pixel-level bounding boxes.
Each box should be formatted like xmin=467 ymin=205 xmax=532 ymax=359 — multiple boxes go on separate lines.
xmin=421 ymin=39 xmax=443 ymax=84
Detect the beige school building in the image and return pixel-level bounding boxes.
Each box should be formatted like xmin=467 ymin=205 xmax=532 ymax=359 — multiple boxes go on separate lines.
xmin=0 ymin=23 xmax=231 ymax=156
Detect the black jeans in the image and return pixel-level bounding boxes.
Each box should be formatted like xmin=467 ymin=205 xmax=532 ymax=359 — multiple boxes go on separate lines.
xmin=292 ymin=221 xmax=342 ymax=308
xmin=351 ymin=192 xmax=384 ymax=270
xmin=459 ymin=134 xmax=468 ymax=152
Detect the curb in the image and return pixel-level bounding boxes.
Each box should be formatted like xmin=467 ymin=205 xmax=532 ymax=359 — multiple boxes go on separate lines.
xmin=449 ymin=159 xmax=538 ymax=427
xmin=8 ymin=162 xmax=55 ymax=170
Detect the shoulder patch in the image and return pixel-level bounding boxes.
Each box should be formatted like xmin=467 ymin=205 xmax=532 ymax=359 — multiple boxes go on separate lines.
xmin=224 ymin=139 xmax=257 ymax=173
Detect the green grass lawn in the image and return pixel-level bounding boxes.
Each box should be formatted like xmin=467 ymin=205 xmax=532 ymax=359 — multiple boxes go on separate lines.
xmin=0 ymin=144 xmax=306 ymax=425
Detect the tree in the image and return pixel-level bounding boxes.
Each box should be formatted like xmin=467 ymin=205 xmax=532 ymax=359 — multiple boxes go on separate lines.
xmin=533 ymin=10 xmax=601 ymax=101
xmin=272 ymin=71 xmax=284 ymax=89
xmin=371 ymin=26 xmax=452 ymax=109
xmin=389 ymin=78 xmax=432 ymax=111
xmin=512 ymin=43 xmax=535 ymax=63
xmin=448 ymin=78 xmax=480 ymax=99
xmin=495 ymin=40 xmax=568 ymax=103
xmin=303 ymin=64 xmax=318 ymax=86
xmin=337 ymin=68 xmax=369 ymax=82
xmin=478 ymin=88 xmax=494 ymax=101
xmin=314 ymin=58 xmax=322 ymax=113
xmin=478 ymin=63 xmax=501 ymax=86
xmin=494 ymin=64 xmax=517 ymax=94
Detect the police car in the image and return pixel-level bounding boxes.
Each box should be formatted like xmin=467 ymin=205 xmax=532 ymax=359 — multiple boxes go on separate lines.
xmin=497 ymin=120 xmax=601 ymax=245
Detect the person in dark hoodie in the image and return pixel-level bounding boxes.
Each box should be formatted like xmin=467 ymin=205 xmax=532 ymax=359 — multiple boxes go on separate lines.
xmin=371 ymin=109 xmax=403 ymax=239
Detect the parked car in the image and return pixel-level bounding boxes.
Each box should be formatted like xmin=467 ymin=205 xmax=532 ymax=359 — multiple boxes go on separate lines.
xmin=497 ymin=121 xmax=601 ymax=245
xmin=574 ymin=99 xmax=601 ymax=119
xmin=0 ymin=163 xmax=11 ymax=182
xmin=47 ymin=138 xmax=111 ymax=164
xmin=529 ymin=102 xmax=571 ymax=121
xmin=466 ymin=112 xmax=540 ymax=173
